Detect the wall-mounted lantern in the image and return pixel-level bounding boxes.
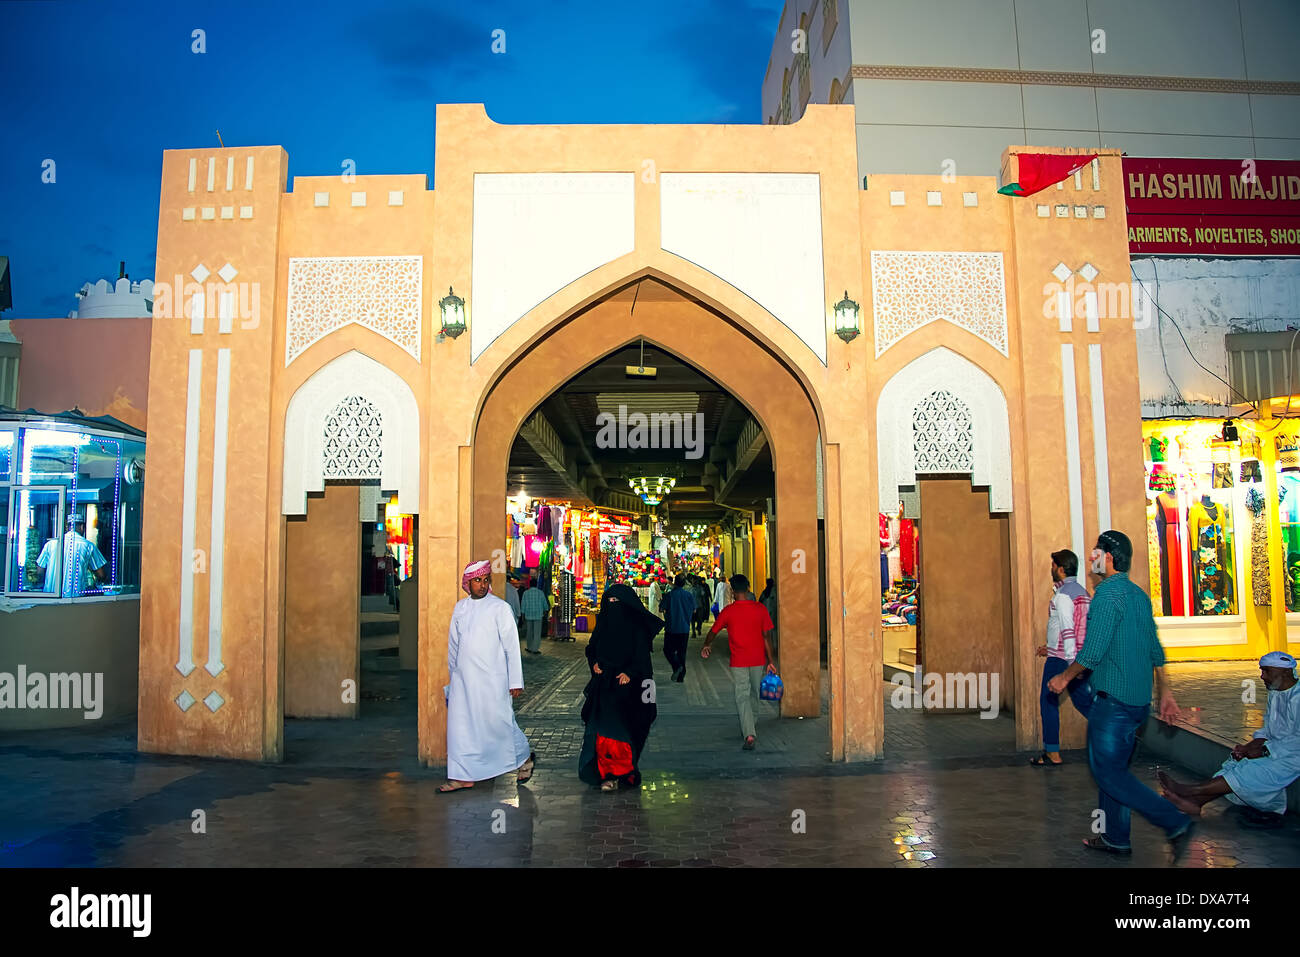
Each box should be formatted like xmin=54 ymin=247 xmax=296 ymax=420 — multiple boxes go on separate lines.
xmin=833 ymin=290 xmax=860 ymax=343
xmin=439 ymin=286 xmax=466 ymax=339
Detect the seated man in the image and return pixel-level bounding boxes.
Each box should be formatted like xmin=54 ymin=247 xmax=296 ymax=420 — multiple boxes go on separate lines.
xmin=1158 ymin=652 xmax=1299 ymax=828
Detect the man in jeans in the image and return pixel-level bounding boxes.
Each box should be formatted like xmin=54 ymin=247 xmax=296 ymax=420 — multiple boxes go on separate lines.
xmin=702 ymin=574 xmax=777 ymax=750
xmin=1049 ymin=530 xmax=1195 ymax=859
xmin=519 ymin=579 xmax=549 ymax=656
xmin=1030 ymin=549 xmax=1095 ymax=766
xmin=663 ymin=574 xmax=697 ymax=683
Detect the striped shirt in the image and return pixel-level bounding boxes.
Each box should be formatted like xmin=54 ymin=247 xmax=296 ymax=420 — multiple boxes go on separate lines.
xmin=520 ymin=587 xmax=549 ymax=621
xmin=1074 ymin=572 xmax=1166 ymax=707
xmin=1046 ymin=578 xmax=1090 ymax=660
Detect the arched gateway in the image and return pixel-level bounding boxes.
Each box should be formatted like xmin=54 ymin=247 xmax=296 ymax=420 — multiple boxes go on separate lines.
xmin=138 ymin=104 xmax=1144 ymax=766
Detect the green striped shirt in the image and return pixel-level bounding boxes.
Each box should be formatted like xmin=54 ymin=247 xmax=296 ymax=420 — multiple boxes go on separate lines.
xmin=1074 ymin=572 xmax=1166 ymax=707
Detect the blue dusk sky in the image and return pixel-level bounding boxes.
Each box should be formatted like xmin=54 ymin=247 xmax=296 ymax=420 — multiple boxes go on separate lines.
xmin=0 ymin=0 xmax=784 ymax=317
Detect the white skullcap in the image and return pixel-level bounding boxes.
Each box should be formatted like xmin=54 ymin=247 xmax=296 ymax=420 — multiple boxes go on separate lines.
xmin=1260 ymin=651 xmax=1297 ymax=670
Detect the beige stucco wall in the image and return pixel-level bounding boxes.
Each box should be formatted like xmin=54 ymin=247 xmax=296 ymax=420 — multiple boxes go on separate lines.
xmin=1 ymin=600 xmax=139 ymax=729
xmin=137 ymin=104 xmax=1141 ymax=763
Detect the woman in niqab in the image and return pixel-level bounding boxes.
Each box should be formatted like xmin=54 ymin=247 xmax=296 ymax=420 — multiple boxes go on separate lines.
xmin=579 ymin=584 xmax=663 ymax=791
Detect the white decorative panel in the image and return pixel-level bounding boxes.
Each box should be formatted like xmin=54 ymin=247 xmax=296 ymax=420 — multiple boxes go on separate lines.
xmin=870 ymin=250 xmax=1009 ymax=358
xmin=912 ymin=390 xmax=974 ymax=474
xmin=877 ymin=347 xmax=1012 ymax=514
xmin=285 ymin=256 xmax=422 ymax=366
xmin=322 ymin=395 xmax=384 ymax=480
xmin=660 ymin=172 xmax=827 ymax=364
xmin=471 ymin=172 xmax=635 ymax=362
xmin=283 ymin=350 xmax=420 ymax=515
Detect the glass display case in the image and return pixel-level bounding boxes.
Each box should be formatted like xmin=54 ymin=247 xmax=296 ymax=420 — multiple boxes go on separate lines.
xmin=1281 ymin=470 xmax=1300 ymax=613
xmin=1 ymin=415 xmax=145 ymax=602
xmin=1144 ymin=421 xmax=1246 ymax=620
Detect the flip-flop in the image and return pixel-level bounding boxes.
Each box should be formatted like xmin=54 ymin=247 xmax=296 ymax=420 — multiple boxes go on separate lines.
xmin=437 ymin=781 xmax=475 ymax=793
xmin=1029 ymin=752 xmax=1062 ymax=766
xmin=516 ymin=752 xmax=537 ymax=784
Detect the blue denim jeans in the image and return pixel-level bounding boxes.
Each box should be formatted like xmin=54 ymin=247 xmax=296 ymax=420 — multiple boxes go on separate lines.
xmin=1087 ymin=692 xmax=1190 ymax=848
xmin=1039 ymin=657 xmax=1095 ymax=752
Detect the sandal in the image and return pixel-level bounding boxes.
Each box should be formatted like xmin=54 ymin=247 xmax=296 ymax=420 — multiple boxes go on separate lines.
xmin=1082 ymin=836 xmax=1131 ymax=856
xmin=437 ymin=781 xmax=475 ymax=793
xmin=600 ymin=779 xmax=618 ymax=791
xmin=1029 ymin=752 xmax=1062 ymax=766
xmin=516 ymin=752 xmax=537 ymax=784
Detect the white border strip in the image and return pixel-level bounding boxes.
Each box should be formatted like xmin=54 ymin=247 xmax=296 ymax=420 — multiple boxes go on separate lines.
xmin=218 ymin=291 xmax=233 ymax=335
xmin=1088 ymin=344 xmax=1111 ymax=532
xmin=206 ymin=348 xmax=230 ymax=677
xmin=177 ymin=349 xmax=202 ymax=677
xmin=1061 ymin=344 xmax=1086 ymax=567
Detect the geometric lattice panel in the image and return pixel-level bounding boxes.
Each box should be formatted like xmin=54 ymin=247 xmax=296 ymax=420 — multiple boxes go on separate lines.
xmin=322 ymin=395 xmax=383 ymax=480
xmin=286 ymin=256 xmax=423 ymax=366
xmin=912 ymin=389 xmax=974 ymax=474
xmin=871 ymin=250 xmax=1008 ymax=357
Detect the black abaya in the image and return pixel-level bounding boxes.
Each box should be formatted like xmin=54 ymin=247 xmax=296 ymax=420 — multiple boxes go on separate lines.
xmin=578 ymin=584 xmax=663 ymax=787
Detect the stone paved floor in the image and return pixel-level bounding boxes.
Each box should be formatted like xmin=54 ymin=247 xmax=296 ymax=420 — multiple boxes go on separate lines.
xmin=3 ymin=638 xmax=1297 ymax=867
xmin=1164 ymin=661 xmax=1270 ymax=744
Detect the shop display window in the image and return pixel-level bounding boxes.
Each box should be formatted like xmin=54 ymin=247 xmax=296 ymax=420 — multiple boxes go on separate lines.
xmin=1144 ymin=421 xmax=1246 ymax=618
xmin=1281 ymin=470 xmax=1300 ymax=613
xmin=1 ymin=420 xmax=145 ymax=600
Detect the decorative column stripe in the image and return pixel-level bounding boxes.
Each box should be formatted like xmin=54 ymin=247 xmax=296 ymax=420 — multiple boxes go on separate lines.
xmin=1057 ymin=290 xmax=1072 ymax=333
xmin=1060 ymin=344 xmax=1086 ymax=567
xmin=189 ymin=292 xmax=204 ymax=335
xmin=218 ymin=291 xmax=233 ymax=334
xmin=206 ymin=348 xmax=231 ymax=678
xmin=177 ymin=349 xmax=203 ymax=677
xmin=187 ymin=158 xmax=197 ymax=192
xmin=1089 ymin=344 xmax=1112 ymax=532
xmin=1084 ymin=291 xmax=1100 ymax=333
xmin=225 ymin=156 xmax=234 ymax=191
xmin=245 ymin=156 xmax=254 ymax=190
xmin=206 ymin=157 xmax=215 ymax=192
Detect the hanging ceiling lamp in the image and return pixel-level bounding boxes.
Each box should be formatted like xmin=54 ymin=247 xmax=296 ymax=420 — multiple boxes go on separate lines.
xmin=628 ymin=475 xmax=675 ymax=506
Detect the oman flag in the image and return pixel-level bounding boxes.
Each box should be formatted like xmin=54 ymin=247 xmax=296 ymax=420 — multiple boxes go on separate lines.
xmin=998 ymin=153 xmax=1097 ymax=198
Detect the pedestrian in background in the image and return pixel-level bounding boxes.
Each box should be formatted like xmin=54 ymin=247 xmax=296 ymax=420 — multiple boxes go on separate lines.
xmin=520 ymin=579 xmax=549 ymax=656
xmin=1030 ymin=549 xmax=1094 ymax=766
xmin=703 ymin=574 xmax=777 ymax=750
xmin=664 ymin=573 xmax=697 ymax=682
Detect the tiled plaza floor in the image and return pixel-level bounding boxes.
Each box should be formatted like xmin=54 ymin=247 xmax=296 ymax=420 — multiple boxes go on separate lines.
xmin=2 ymin=637 xmax=1297 ymax=867
xmin=1164 ymin=661 xmax=1271 ymax=744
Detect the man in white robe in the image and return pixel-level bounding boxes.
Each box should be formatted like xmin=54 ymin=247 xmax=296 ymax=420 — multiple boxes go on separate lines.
xmin=1158 ymin=651 xmax=1299 ymax=827
xmin=439 ymin=560 xmax=536 ymax=792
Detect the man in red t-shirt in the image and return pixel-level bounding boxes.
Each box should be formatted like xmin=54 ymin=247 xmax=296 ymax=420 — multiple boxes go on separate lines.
xmin=702 ymin=574 xmax=778 ymax=750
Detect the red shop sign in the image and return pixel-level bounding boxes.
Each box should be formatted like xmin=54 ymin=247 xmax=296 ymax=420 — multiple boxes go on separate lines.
xmin=1123 ymin=157 xmax=1300 ymax=257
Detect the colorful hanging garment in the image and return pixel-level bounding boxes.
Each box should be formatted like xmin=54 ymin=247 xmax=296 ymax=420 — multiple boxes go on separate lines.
xmin=1247 ymin=487 xmax=1270 ymax=606
xmin=1154 ymin=491 xmax=1186 ymax=617
xmin=1188 ymin=498 xmax=1235 ymax=615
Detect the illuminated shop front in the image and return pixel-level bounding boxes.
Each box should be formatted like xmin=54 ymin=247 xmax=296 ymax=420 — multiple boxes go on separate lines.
xmin=0 ymin=409 xmax=146 ymax=728
xmin=1143 ymin=416 xmax=1300 ymax=658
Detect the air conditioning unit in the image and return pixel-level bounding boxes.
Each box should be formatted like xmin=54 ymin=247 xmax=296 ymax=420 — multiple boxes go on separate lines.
xmin=1225 ymin=330 xmax=1300 ymax=403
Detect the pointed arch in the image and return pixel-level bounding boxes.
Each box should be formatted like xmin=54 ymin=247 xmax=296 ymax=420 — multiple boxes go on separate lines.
xmin=282 ymin=350 xmax=420 ymax=515
xmin=877 ymin=347 xmax=1012 ymax=514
